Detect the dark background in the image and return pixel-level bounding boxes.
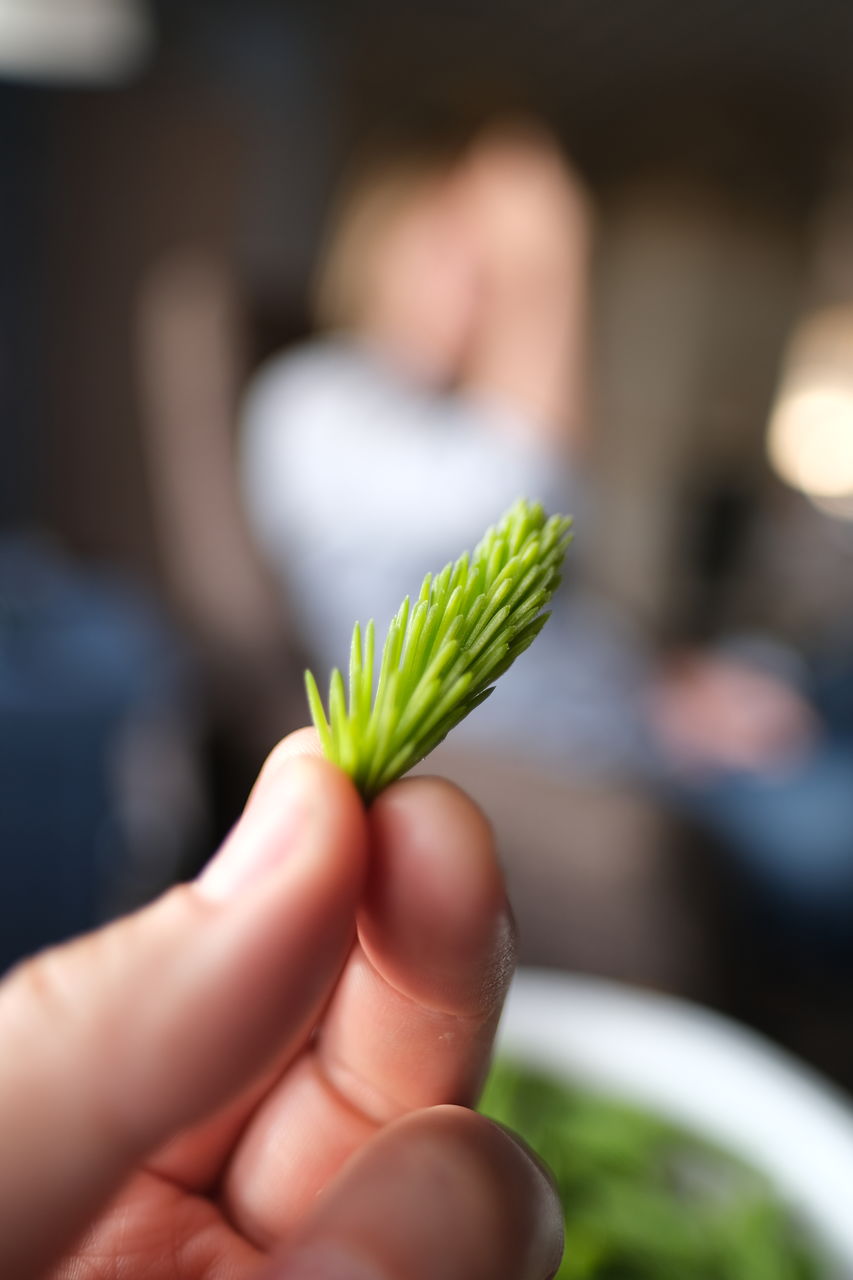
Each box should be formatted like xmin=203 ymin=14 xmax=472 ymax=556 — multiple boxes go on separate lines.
xmin=2 ymin=0 xmax=853 ymax=1079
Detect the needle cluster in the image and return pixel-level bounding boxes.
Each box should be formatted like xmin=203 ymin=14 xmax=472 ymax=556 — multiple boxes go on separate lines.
xmin=305 ymin=498 xmax=572 ymax=801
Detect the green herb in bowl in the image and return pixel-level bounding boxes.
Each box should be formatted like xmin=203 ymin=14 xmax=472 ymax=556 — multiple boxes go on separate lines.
xmin=480 ymin=1058 xmax=828 ymax=1280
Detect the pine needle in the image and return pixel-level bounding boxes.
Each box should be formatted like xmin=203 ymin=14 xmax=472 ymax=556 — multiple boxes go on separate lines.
xmin=305 ymin=498 xmax=573 ymax=801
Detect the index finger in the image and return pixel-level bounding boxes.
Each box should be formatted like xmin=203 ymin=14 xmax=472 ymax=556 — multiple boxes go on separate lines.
xmin=0 ymin=749 xmax=368 ymax=1277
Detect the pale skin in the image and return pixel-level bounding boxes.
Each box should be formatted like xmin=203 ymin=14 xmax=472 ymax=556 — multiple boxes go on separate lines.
xmin=0 ymin=729 xmax=563 ymax=1280
xmin=359 ymin=125 xmax=591 ymax=449
xmin=459 ymin=127 xmax=592 ymax=448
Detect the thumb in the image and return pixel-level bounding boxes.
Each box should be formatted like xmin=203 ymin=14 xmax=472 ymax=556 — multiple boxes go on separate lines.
xmin=0 ymin=751 xmax=367 ymax=1280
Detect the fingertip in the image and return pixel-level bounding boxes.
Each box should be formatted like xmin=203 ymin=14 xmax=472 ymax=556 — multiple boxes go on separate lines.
xmin=377 ymin=771 xmax=494 ymax=829
xmin=273 ymin=725 xmax=327 ymax=762
xmin=247 ymin=727 xmax=326 ymax=806
xmin=201 ymin=748 xmax=369 ymax=917
xmin=396 ymin=1107 xmax=565 ymax=1280
xmin=248 ymin=730 xmax=368 ymax=843
xmin=258 ymin=750 xmax=369 ymax=874
xmin=265 ymin=1104 xmax=564 ymax=1280
xmin=362 ymin=776 xmax=514 ymax=1014
xmin=371 ymin=774 xmax=499 ymax=895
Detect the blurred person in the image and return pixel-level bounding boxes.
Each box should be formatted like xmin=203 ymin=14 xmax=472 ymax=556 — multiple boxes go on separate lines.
xmin=241 ymin=123 xmax=649 ymax=779
xmin=240 ymin=123 xmax=690 ymax=985
xmin=660 ymin=483 xmax=853 ymax=961
xmin=240 ymin=121 xmax=849 ymax=980
xmin=0 ymin=730 xmax=561 ymax=1278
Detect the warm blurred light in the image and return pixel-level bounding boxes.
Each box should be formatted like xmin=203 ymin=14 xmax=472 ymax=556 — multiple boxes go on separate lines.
xmin=767 ymin=306 xmax=853 ymax=518
xmin=768 ymin=382 xmax=853 ymax=497
xmin=0 ymin=0 xmax=152 ymax=84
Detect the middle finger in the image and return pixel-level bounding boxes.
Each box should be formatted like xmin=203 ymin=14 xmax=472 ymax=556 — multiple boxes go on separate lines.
xmin=221 ymin=775 xmax=516 ymax=1247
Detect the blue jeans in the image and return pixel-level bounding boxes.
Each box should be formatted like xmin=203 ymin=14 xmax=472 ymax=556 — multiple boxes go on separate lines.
xmin=687 ymin=745 xmax=853 ymax=908
xmin=0 ymin=538 xmax=189 ymax=973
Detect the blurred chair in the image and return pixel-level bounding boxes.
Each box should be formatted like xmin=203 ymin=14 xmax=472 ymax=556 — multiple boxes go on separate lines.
xmin=134 ymin=247 xmax=307 ymax=822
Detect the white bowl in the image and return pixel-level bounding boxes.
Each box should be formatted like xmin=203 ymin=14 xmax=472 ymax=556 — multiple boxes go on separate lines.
xmin=497 ymin=969 xmax=853 ymax=1276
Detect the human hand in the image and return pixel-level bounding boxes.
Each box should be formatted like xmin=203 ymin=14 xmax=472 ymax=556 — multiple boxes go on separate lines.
xmin=462 ymin=123 xmax=591 ymax=287
xmin=457 ymin=121 xmax=591 ymax=444
xmin=0 ymin=730 xmax=562 ymax=1280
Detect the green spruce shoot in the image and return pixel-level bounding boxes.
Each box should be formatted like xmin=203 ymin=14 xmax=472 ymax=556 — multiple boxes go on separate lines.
xmin=305 ymin=498 xmax=572 ymax=801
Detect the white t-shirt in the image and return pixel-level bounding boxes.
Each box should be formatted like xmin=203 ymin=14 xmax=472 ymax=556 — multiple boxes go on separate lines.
xmin=241 ymin=338 xmax=650 ymax=775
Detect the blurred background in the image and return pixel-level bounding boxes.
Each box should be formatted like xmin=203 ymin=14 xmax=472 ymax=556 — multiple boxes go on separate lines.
xmin=2 ymin=0 xmax=853 ymax=1086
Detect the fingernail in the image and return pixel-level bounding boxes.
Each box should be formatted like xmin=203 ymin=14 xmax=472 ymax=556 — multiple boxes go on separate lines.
xmin=268 ymin=1245 xmax=386 ymax=1280
xmin=197 ymin=759 xmax=317 ymax=902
